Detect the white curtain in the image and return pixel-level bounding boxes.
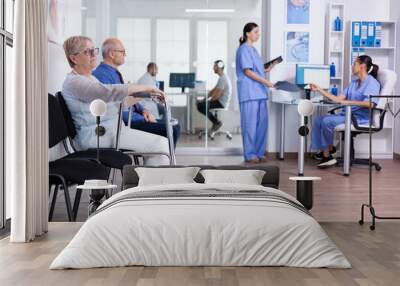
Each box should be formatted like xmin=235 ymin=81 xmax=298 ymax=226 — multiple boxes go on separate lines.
xmin=9 ymin=0 xmax=48 ymax=242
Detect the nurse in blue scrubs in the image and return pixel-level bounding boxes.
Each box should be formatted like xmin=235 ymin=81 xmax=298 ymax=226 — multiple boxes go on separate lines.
xmin=235 ymin=22 xmax=275 ymax=164
xmin=310 ymin=55 xmax=381 ymax=168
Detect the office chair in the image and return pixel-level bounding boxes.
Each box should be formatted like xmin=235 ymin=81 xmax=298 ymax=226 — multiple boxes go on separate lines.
xmin=333 ymin=69 xmax=397 ymax=171
xmin=198 ymin=96 xmax=233 ymax=141
xmin=208 ymin=109 xmax=233 ymax=140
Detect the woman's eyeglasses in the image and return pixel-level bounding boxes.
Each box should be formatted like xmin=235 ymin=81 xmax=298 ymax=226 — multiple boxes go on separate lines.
xmin=75 ymin=48 xmax=99 ymax=57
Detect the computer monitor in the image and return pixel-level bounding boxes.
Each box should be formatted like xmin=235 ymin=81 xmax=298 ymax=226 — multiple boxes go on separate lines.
xmin=157 ymin=81 xmax=164 ymax=91
xmin=296 ymin=64 xmax=330 ymax=90
xmin=169 ymin=73 xmax=196 ymax=93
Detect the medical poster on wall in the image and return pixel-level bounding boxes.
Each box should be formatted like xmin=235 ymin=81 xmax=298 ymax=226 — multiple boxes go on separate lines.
xmin=287 ymin=0 xmax=310 ymax=24
xmin=285 ymin=31 xmax=309 ymax=63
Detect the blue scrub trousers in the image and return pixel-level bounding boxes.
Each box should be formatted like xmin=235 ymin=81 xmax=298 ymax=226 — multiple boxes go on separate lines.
xmin=311 ymin=114 xmax=345 ymax=151
xmin=240 ymin=100 xmax=268 ymax=161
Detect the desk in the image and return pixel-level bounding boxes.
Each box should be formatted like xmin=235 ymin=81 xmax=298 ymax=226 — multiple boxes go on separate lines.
xmin=167 ymin=91 xmax=205 ymax=134
xmin=272 ymin=99 xmax=352 ymax=176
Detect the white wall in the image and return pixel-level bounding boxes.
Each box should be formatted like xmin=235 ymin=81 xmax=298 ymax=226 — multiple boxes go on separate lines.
xmin=49 ymin=0 xmax=396 ymax=154
xmin=266 ymin=0 xmax=326 ymax=153
xmin=48 ymin=0 xmax=83 ymax=95
xmin=48 ymin=0 xmax=82 ymax=161
xmin=390 ymin=0 xmax=400 ymax=155
xmin=265 ymin=0 xmax=392 ymax=153
xmin=83 ymin=0 xmax=262 ymax=134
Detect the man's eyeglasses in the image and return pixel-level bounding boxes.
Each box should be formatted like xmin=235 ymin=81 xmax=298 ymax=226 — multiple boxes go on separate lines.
xmin=113 ymin=49 xmax=127 ymax=56
xmin=75 ymin=48 xmax=99 ymax=57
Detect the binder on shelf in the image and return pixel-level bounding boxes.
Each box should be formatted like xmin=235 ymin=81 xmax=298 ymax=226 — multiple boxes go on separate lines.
xmin=367 ymin=22 xmax=375 ymax=47
xmin=360 ymin=22 xmax=368 ymax=47
xmin=352 ymin=21 xmax=361 ymax=47
xmin=374 ymin=22 xmax=382 ymax=47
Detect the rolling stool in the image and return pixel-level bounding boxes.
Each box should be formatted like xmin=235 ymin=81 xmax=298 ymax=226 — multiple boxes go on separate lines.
xmin=198 ymin=108 xmax=233 ymax=140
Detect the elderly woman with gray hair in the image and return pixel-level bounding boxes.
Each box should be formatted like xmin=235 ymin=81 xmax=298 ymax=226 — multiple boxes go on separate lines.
xmin=62 ymin=35 xmax=170 ymax=165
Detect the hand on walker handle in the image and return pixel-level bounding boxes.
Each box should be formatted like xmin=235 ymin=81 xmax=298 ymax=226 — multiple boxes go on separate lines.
xmin=150 ymin=87 xmax=166 ymax=103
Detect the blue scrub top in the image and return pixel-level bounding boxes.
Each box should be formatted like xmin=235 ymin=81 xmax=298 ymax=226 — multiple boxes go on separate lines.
xmin=341 ymin=75 xmax=381 ymax=122
xmin=235 ymin=43 xmax=268 ymax=103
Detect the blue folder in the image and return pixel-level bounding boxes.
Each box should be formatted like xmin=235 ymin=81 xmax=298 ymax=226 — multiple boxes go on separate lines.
xmin=352 ymin=22 xmax=361 ymax=47
xmin=374 ymin=22 xmax=382 ymax=47
xmin=360 ymin=22 xmax=368 ymax=47
xmin=367 ymin=22 xmax=375 ymax=47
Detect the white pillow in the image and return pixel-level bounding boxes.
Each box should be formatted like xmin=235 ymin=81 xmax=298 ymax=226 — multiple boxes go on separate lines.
xmin=200 ymin=169 xmax=266 ymax=185
xmin=136 ymin=167 xmax=201 ymax=186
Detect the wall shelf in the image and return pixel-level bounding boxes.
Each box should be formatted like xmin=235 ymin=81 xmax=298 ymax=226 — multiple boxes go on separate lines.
xmin=349 ymin=20 xmax=397 ymax=158
xmin=325 ymin=2 xmax=345 ymax=94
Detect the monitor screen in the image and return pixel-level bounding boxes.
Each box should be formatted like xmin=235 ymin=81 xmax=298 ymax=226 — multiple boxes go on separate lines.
xmin=157 ymin=81 xmax=164 ymax=91
xmin=169 ymin=73 xmax=196 ymax=89
xmin=296 ymin=64 xmax=330 ymax=90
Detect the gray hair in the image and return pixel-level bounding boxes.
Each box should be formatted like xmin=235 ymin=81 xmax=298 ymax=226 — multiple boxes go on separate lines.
xmin=63 ymin=35 xmax=92 ymax=67
xmin=101 ymin=38 xmax=121 ymax=59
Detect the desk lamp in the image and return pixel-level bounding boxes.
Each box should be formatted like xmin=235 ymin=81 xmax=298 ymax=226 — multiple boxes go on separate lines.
xmin=90 ymin=99 xmax=107 ymax=162
xmin=297 ymin=99 xmax=314 ymax=175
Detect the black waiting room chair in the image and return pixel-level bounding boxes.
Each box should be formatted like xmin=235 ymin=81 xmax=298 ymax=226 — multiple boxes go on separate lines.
xmin=49 ymin=94 xmax=111 ymax=221
xmin=49 ymin=159 xmax=110 ymax=221
xmin=54 ymin=92 xmax=133 ymax=171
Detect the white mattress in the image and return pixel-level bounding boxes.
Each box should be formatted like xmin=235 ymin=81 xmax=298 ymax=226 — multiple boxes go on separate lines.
xmin=50 ymin=183 xmax=351 ymax=269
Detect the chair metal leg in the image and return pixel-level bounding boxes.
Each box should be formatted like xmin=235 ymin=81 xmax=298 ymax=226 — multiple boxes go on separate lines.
xmin=60 ymin=178 xmax=73 ymax=222
xmin=48 ymin=185 xmax=59 ymax=221
xmin=119 ymin=169 xmax=124 ymax=192
xmin=72 ymin=189 xmax=82 ymax=221
xmin=110 ymin=168 xmax=116 ymax=185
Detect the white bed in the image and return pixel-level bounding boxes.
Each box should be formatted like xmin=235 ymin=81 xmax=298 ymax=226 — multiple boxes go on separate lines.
xmin=50 ymin=183 xmax=350 ymax=269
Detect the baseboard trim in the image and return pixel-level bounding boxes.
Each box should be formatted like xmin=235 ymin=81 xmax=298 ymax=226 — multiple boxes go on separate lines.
xmin=176 ymin=148 xmax=301 ymax=158
xmin=176 ymin=148 xmax=398 ymax=160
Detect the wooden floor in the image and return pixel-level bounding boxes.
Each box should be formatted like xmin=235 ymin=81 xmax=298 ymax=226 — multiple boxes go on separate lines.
xmin=2 ymin=156 xmax=400 ymax=285
xmin=51 ymin=156 xmax=400 ymax=222
xmin=1 ymin=222 xmax=400 ymax=286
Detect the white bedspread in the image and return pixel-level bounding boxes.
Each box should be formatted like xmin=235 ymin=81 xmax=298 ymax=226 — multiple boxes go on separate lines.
xmin=50 ymin=183 xmax=351 ymax=269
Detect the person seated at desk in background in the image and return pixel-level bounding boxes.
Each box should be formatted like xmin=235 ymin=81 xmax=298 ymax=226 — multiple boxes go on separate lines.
xmin=310 ymin=55 xmax=381 ymax=168
xmin=196 ymin=60 xmax=232 ymax=132
xmin=61 ymin=35 xmax=169 ymax=166
xmin=137 ymin=62 xmax=164 ymax=119
xmin=92 ymin=38 xmax=180 ymax=147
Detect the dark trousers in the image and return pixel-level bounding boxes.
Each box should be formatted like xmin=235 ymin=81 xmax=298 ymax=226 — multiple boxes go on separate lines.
xmin=196 ymin=100 xmax=224 ymax=125
xmin=122 ymin=112 xmax=181 ymax=148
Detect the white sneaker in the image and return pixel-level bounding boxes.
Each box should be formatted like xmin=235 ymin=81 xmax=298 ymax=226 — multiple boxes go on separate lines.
xmin=317 ymin=155 xmax=337 ymax=168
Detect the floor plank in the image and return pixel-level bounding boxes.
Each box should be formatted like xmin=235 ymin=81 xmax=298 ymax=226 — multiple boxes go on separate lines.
xmin=3 ymin=156 xmax=399 ymax=285
xmin=1 ymin=222 xmax=400 ymax=286
xmin=50 ymin=157 xmax=400 ymax=223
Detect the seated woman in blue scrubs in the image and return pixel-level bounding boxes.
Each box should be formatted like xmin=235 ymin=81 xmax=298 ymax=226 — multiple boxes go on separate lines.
xmin=235 ymin=22 xmax=276 ymax=164
xmin=310 ymin=55 xmax=381 ymax=168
